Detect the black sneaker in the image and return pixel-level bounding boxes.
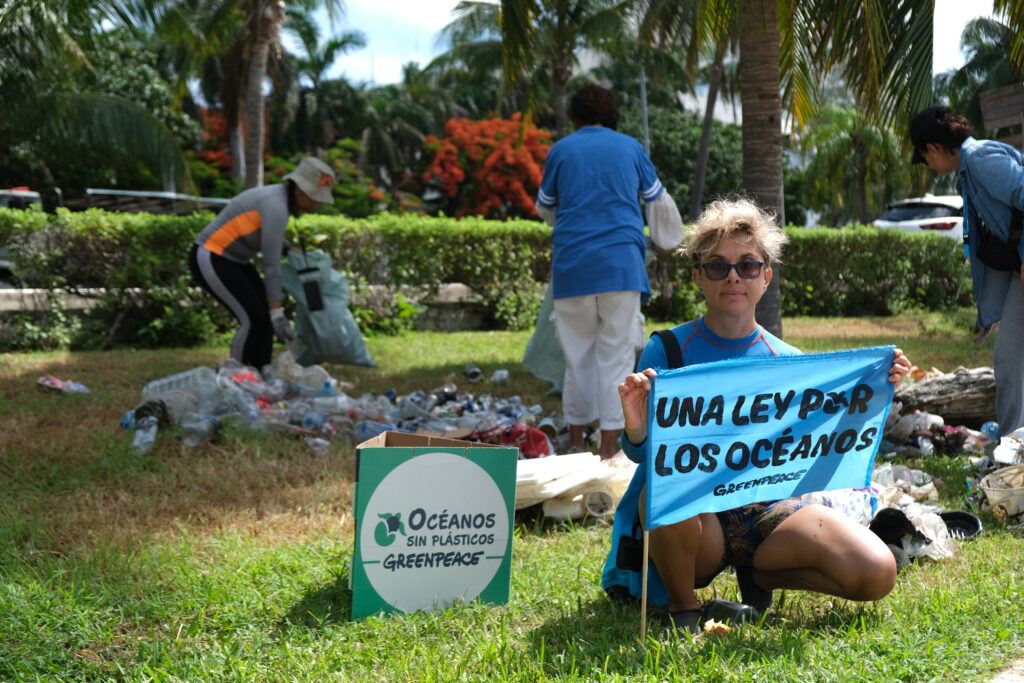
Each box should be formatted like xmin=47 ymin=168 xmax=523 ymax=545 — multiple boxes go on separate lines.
xmin=735 ymin=565 xmax=773 ymax=615
xmin=667 ymin=609 xmax=702 ymax=635
xmin=701 ymin=599 xmax=762 ymax=625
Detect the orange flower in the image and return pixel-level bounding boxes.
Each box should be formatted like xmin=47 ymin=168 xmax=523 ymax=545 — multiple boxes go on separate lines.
xmin=421 ymin=114 xmax=552 ymax=219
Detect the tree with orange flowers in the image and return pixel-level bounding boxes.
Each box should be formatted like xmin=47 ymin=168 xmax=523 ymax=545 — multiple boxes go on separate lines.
xmin=423 ymin=114 xmax=551 ymax=219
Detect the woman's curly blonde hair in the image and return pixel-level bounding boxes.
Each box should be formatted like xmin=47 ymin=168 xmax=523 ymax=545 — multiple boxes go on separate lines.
xmin=684 ymin=198 xmax=788 ymax=267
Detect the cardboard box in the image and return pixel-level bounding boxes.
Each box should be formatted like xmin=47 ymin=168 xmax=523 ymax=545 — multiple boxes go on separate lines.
xmin=351 ymin=432 xmax=517 ymax=618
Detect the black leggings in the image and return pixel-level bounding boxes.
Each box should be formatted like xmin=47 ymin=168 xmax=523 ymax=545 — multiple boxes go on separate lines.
xmin=189 ymin=244 xmax=273 ymax=368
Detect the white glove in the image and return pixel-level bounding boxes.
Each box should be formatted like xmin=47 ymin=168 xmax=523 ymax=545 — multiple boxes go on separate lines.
xmin=646 ymin=192 xmax=684 ymax=250
xmin=270 ymin=308 xmax=294 ymax=343
xmin=537 ymin=203 xmax=556 ymax=227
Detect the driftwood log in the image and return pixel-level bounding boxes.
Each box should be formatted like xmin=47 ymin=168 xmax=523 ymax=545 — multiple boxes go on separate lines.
xmin=894 ymin=367 xmax=997 ymax=428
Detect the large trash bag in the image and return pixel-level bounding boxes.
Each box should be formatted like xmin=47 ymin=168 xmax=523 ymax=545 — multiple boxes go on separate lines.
xmin=522 ymin=284 xmax=564 ymax=389
xmin=282 ymin=250 xmax=375 ymax=368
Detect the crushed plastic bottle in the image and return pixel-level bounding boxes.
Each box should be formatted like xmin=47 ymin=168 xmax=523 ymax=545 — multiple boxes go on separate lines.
xmin=981 ymin=421 xmax=1000 ymax=443
xmin=120 ymin=409 xmax=135 ymax=430
xmin=132 ymin=416 xmax=159 ymax=454
xmin=354 ymin=420 xmax=393 ymax=442
xmin=305 ymin=437 xmax=331 ymax=456
xmin=310 ymin=395 xmax=351 ymax=414
xmin=142 ymin=367 xmax=218 ymax=403
xmin=301 ymin=411 xmax=327 ymax=432
xmin=180 ymin=413 xmax=219 ymax=447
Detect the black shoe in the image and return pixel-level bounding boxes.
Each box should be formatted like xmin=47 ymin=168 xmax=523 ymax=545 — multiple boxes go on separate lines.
xmin=701 ymin=599 xmax=762 ymax=625
xmin=735 ymin=565 xmax=772 ymax=615
xmin=667 ymin=609 xmax=702 ymax=635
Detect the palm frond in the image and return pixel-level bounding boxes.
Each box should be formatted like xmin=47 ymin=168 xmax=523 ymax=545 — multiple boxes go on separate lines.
xmin=46 ymin=92 xmax=194 ymax=192
xmin=993 ymin=0 xmax=1024 ymax=73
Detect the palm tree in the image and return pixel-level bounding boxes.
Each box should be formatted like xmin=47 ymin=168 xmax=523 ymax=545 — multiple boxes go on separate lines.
xmin=799 ymin=105 xmax=909 ymax=225
xmin=285 ymin=11 xmax=366 ymax=152
xmin=443 ymin=0 xmax=628 ymax=138
xmin=0 ymin=0 xmax=193 ymax=191
xmin=993 ymin=0 xmax=1024 ymax=73
xmin=621 ymin=0 xmax=935 ymax=336
xmin=936 ymin=17 xmax=1022 ymax=134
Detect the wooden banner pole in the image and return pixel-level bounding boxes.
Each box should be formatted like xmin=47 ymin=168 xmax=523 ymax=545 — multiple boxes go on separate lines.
xmin=640 ymin=529 xmax=650 ymax=642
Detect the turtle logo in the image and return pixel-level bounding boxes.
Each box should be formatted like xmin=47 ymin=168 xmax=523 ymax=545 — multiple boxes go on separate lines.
xmin=374 ymin=512 xmax=406 ymax=547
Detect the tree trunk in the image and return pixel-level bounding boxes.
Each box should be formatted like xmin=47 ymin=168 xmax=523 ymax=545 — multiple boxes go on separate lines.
xmin=895 ymin=367 xmax=996 ymax=429
xmin=242 ymin=0 xmax=285 ymax=189
xmin=230 ymin=117 xmax=246 ymax=182
xmin=857 ymin=153 xmax=870 ymax=223
xmin=552 ymin=56 xmax=571 ymax=139
xmin=690 ymin=40 xmax=726 ymax=221
xmin=739 ymin=0 xmax=784 ymax=338
xmin=244 ymin=36 xmax=270 ymax=188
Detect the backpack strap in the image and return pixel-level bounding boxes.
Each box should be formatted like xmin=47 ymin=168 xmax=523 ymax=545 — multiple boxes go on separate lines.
xmin=653 ymin=329 xmax=683 ymax=370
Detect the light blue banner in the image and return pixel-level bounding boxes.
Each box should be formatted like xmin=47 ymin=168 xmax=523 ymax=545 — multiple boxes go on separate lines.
xmin=644 ymin=346 xmax=895 ymax=530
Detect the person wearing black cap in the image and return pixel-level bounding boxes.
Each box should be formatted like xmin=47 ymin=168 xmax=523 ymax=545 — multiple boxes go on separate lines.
xmin=909 ymin=105 xmax=1024 ymax=436
xmin=189 ymin=156 xmax=336 ymax=370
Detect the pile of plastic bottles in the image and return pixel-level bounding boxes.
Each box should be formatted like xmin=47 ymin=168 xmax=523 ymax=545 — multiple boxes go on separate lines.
xmin=120 ymin=351 xmax=561 ymax=456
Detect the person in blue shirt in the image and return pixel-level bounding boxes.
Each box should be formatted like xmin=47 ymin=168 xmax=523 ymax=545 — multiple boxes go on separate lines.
xmin=602 ymin=198 xmax=912 ymax=635
xmin=536 ymin=83 xmax=682 ymax=459
xmin=910 ymin=105 xmax=1024 ymax=437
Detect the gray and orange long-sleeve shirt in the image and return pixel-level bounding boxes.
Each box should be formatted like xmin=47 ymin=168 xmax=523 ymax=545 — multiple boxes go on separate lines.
xmin=194 ymin=184 xmax=292 ymax=303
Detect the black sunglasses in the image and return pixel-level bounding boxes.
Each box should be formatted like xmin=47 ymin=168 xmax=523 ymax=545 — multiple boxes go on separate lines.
xmin=699 ymin=260 xmax=765 ymax=281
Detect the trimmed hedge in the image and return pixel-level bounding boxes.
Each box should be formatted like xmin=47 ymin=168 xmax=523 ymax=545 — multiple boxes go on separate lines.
xmin=0 ymin=208 xmax=972 ymax=351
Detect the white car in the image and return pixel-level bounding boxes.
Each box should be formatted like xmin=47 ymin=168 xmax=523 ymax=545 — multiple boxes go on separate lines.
xmin=873 ymin=195 xmax=963 ymax=240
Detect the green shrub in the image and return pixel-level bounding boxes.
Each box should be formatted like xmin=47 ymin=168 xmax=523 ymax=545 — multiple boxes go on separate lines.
xmin=780 ymin=225 xmax=971 ymax=316
xmin=0 ymin=208 xmax=974 ymax=352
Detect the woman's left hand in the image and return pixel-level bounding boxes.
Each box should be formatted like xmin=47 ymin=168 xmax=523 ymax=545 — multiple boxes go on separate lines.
xmin=889 ymin=348 xmax=912 ymax=388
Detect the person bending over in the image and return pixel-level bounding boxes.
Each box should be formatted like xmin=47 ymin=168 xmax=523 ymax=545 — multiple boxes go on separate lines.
xmin=910 ymin=105 xmax=1024 ymax=436
xmin=189 ymin=157 xmax=334 ymax=369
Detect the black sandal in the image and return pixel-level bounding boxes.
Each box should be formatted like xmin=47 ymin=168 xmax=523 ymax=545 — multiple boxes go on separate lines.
xmin=668 ymin=608 xmax=702 ymax=635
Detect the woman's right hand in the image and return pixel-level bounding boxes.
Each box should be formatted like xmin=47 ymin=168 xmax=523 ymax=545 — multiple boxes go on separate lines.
xmin=618 ymin=368 xmax=657 ymax=445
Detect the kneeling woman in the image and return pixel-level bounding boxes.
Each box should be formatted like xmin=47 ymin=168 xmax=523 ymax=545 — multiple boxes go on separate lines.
xmin=601 ymin=198 xmax=912 ymax=634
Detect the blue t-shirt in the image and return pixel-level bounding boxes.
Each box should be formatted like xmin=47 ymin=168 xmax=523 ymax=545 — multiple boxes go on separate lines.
xmin=537 ymin=126 xmax=664 ymax=300
xmin=602 ymin=318 xmax=801 ymax=604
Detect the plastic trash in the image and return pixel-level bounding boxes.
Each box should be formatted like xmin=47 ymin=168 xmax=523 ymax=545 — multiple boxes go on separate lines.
xmin=463 ymin=363 xmax=483 ymax=383
xmin=981 ymin=421 xmax=1000 ymax=443
xmin=305 ymin=437 xmax=331 ymax=456
xmin=912 ymin=436 xmax=935 ymax=456
xmin=993 ymin=437 xmax=1022 ymax=465
xmin=542 ymin=494 xmax=586 ymax=521
xmin=263 ymin=378 xmax=291 ymax=402
xmin=37 ymin=375 xmax=91 ymax=393
xmin=180 ymin=412 xmax=219 ymax=447
xmin=309 ymin=395 xmax=351 ymax=414
xmin=490 ymin=369 xmax=509 ymax=383
xmin=131 ymin=416 xmax=158 ymax=454
xmin=354 ymin=420 xmax=393 ymax=442
xmin=155 ymin=390 xmax=200 ymax=425
xmin=301 ymin=411 xmax=327 ymax=432
xmin=120 ymin=409 xmax=135 ymax=430
xmin=799 ymin=487 xmax=878 ymax=526
xmin=141 ymin=366 xmax=218 ymax=403
xmin=270 ymin=350 xmax=334 ymax=391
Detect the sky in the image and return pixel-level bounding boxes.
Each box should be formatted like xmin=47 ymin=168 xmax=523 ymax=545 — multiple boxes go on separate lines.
xmin=315 ymin=0 xmax=998 ymax=86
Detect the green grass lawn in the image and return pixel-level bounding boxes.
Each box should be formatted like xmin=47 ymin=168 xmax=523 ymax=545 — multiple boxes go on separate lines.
xmin=2 ymin=311 xmax=1022 ymax=681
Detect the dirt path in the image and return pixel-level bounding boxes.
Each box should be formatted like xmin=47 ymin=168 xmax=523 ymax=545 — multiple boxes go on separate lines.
xmin=992 ymin=659 xmax=1024 ymax=682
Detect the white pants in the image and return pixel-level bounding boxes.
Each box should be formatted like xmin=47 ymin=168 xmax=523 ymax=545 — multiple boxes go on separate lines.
xmin=553 ymin=291 xmax=643 ymax=430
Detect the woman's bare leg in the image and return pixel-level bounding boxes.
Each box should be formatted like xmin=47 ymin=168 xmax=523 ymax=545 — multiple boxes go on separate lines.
xmin=639 ymin=489 xmax=726 ymax=613
xmin=751 ymin=504 xmax=896 ymax=601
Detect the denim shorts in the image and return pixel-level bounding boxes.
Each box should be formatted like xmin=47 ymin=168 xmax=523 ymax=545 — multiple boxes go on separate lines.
xmin=693 ymin=498 xmax=806 ymax=589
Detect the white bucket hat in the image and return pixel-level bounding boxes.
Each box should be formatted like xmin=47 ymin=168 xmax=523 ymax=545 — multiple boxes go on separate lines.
xmin=284 ymin=157 xmax=335 ymax=204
